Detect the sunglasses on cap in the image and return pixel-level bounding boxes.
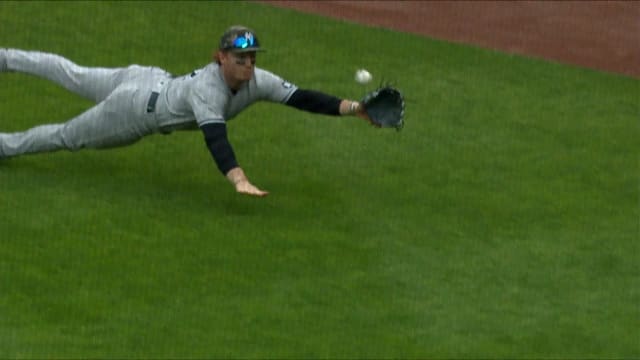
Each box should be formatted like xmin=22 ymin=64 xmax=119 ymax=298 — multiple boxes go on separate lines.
xmin=222 ymin=31 xmax=263 ymax=52
xmin=232 ymin=33 xmax=256 ymax=49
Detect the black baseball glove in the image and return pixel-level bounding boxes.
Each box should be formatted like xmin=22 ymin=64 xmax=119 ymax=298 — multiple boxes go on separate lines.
xmin=361 ymin=85 xmax=405 ymax=130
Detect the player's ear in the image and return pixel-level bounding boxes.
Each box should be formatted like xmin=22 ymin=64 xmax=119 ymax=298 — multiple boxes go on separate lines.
xmin=213 ymin=50 xmax=224 ymax=65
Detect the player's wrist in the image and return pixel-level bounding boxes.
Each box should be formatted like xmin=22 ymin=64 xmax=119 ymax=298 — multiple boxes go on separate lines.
xmin=226 ymin=167 xmax=248 ymax=185
xmin=234 ymin=179 xmax=250 ymax=187
xmin=340 ymin=100 xmax=361 ymax=116
xmin=349 ymin=101 xmax=361 ymax=114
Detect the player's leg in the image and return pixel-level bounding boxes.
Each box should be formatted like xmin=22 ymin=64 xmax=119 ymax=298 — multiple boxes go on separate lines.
xmin=0 ymin=123 xmax=69 ymax=157
xmin=0 ymin=85 xmax=158 ymax=158
xmin=1 ymin=49 xmax=149 ymax=103
xmin=63 ymin=85 xmax=160 ymax=150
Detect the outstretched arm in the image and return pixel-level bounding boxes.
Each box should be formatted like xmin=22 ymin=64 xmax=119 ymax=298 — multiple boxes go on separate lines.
xmin=201 ymin=123 xmax=268 ymax=197
xmin=285 ymin=89 xmax=376 ymax=126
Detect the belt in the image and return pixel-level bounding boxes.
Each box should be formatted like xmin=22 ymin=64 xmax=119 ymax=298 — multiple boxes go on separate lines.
xmin=146 ymin=91 xmax=159 ymax=113
xmin=146 ymin=79 xmax=166 ymax=113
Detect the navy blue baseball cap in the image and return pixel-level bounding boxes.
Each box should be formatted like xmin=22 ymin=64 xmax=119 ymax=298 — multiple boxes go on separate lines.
xmin=219 ymin=25 xmax=264 ymax=53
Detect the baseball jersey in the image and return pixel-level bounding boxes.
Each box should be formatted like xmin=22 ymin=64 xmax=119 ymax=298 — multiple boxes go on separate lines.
xmin=154 ymin=63 xmax=298 ymax=132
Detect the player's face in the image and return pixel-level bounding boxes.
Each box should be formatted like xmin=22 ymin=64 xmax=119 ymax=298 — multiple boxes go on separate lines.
xmin=220 ymin=51 xmax=256 ymax=85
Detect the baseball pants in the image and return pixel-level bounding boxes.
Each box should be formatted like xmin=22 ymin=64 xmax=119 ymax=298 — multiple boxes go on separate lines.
xmin=0 ymin=49 xmax=170 ymax=158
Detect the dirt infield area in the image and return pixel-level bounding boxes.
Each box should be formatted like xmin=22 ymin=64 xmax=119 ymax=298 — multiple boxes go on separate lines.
xmin=262 ymin=1 xmax=639 ymax=79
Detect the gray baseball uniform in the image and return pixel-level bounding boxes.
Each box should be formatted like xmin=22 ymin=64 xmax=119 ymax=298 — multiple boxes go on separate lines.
xmin=0 ymin=49 xmax=298 ymax=158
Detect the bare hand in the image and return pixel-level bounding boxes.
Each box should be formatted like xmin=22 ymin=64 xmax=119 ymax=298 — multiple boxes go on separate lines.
xmin=226 ymin=167 xmax=269 ymax=197
xmin=235 ymin=180 xmax=269 ymax=197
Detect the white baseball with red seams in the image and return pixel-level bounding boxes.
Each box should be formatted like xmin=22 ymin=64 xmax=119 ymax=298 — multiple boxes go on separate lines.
xmin=355 ymin=69 xmax=372 ymax=84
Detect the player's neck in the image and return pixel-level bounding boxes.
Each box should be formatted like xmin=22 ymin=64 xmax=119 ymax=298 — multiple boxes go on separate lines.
xmin=218 ymin=63 xmax=250 ymax=94
xmin=223 ymin=74 xmax=244 ymax=93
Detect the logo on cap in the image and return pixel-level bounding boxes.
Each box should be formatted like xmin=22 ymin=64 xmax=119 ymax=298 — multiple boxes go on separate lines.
xmin=220 ymin=26 xmax=264 ymax=52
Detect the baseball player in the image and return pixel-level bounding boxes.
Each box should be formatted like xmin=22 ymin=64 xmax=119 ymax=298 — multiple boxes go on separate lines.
xmin=0 ymin=25 xmax=372 ymax=197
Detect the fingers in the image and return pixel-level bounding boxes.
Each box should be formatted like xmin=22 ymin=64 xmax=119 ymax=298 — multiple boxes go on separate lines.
xmin=241 ymin=188 xmax=269 ymax=197
xmin=236 ymin=181 xmax=269 ymax=197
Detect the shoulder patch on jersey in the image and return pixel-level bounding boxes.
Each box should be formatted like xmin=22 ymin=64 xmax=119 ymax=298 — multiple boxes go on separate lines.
xmin=281 ymin=81 xmax=292 ymax=89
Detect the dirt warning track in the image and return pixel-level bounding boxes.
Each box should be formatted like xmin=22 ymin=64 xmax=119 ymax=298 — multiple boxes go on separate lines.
xmin=262 ymin=1 xmax=639 ymax=79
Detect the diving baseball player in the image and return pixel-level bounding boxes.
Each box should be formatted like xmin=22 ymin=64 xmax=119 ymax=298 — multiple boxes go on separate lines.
xmin=0 ymin=26 xmax=371 ymax=197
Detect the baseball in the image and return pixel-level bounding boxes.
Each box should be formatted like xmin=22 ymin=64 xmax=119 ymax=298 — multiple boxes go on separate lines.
xmin=355 ymin=69 xmax=372 ymax=84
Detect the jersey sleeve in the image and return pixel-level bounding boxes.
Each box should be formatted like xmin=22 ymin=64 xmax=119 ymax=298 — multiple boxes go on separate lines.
xmin=255 ymin=68 xmax=298 ymax=103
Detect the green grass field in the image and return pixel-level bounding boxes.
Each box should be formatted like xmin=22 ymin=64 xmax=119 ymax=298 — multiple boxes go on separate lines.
xmin=1 ymin=1 xmax=638 ymax=358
